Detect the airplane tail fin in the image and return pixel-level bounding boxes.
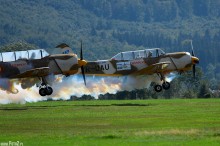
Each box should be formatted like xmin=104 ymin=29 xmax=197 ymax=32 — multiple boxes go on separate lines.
xmin=53 ymin=43 xmax=74 ymax=54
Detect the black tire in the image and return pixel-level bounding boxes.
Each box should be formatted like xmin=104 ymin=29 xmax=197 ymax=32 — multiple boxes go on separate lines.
xmin=162 ymin=82 xmax=170 ymax=90
xmin=39 ymin=88 xmax=47 ymax=96
xmin=154 ymin=85 xmax=162 ymax=92
xmin=46 ymin=87 xmax=53 ymax=95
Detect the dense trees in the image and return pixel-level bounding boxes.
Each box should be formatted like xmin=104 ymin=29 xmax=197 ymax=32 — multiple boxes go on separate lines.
xmin=74 ymin=0 xmax=220 ymax=22
xmin=1 ymin=0 xmax=219 ymax=65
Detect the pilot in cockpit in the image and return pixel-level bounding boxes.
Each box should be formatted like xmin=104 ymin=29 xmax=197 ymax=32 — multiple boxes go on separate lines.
xmin=148 ymin=51 xmax=152 ymax=57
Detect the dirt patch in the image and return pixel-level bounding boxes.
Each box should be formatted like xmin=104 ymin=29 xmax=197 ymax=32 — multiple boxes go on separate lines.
xmin=135 ymin=129 xmax=200 ymax=136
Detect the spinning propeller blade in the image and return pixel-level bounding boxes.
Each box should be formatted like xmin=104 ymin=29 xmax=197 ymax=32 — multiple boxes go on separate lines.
xmin=191 ymin=40 xmax=195 ymax=57
xmin=193 ymin=64 xmax=196 ymax=78
xmin=80 ymin=40 xmax=86 ymax=86
xmin=80 ymin=40 xmax=83 ymax=60
xmin=190 ymin=40 xmax=199 ymax=78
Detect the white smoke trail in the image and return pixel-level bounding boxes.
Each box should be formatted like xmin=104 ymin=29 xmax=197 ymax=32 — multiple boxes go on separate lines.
xmin=166 ymin=73 xmax=178 ymax=82
xmin=50 ymin=74 xmax=160 ymax=99
xmin=0 ymin=73 xmax=178 ymax=104
xmin=0 ymin=85 xmax=43 ymax=104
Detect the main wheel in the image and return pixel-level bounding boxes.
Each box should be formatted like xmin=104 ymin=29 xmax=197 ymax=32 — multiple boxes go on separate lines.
xmin=46 ymin=87 xmax=53 ymax=95
xmin=162 ymin=82 xmax=170 ymax=90
xmin=39 ymin=88 xmax=47 ymax=96
xmin=154 ymin=85 xmax=162 ymax=92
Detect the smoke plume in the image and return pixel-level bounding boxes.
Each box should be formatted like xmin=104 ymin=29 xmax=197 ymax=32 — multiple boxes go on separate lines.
xmin=0 ymin=73 xmax=177 ymax=104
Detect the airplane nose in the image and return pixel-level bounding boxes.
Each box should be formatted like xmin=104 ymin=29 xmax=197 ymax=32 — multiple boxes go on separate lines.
xmin=191 ymin=56 xmax=199 ymax=64
xmin=78 ymin=59 xmax=87 ymax=66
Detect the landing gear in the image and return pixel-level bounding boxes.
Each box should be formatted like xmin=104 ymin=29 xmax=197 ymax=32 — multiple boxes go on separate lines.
xmin=39 ymin=86 xmax=53 ymax=96
xmin=162 ymin=81 xmax=170 ymax=90
xmin=38 ymin=77 xmax=53 ymax=96
xmin=46 ymin=86 xmax=53 ymax=95
xmin=39 ymin=87 xmax=47 ymax=96
xmin=154 ymin=85 xmax=162 ymax=92
xmin=154 ymin=73 xmax=171 ymax=92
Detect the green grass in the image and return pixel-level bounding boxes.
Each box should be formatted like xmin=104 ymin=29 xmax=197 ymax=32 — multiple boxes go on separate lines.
xmin=0 ymin=99 xmax=220 ymax=146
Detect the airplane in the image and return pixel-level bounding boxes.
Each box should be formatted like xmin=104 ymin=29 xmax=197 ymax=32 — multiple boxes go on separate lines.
xmin=0 ymin=41 xmax=199 ymax=96
xmin=0 ymin=43 xmax=87 ymax=96
xmin=83 ymin=41 xmax=199 ymax=92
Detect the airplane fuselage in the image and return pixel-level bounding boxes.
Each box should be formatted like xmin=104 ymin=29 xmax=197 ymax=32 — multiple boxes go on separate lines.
xmin=0 ymin=54 xmax=80 ymax=79
xmin=84 ymin=52 xmax=197 ymax=76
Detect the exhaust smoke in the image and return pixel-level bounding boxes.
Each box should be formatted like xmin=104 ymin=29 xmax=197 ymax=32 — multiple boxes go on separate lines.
xmin=0 ymin=73 xmax=177 ymax=104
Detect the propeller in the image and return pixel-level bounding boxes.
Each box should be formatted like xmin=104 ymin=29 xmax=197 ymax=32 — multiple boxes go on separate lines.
xmin=190 ymin=40 xmax=199 ymax=78
xmin=191 ymin=40 xmax=195 ymax=57
xmin=79 ymin=40 xmax=86 ymax=86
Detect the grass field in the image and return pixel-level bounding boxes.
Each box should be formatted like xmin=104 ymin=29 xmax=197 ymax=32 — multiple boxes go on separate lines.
xmin=0 ymin=99 xmax=220 ymax=146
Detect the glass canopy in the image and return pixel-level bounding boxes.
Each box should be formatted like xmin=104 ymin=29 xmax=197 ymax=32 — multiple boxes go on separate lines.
xmin=0 ymin=49 xmax=49 ymax=62
xmin=111 ymin=48 xmax=165 ymax=61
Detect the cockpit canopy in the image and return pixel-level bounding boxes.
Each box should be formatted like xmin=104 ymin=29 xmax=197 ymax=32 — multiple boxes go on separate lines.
xmin=111 ymin=48 xmax=165 ymax=61
xmin=0 ymin=49 xmax=49 ymax=62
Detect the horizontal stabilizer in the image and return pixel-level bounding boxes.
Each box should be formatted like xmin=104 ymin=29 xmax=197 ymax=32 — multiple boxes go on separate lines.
xmin=133 ymin=62 xmax=170 ymax=75
xmin=14 ymin=67 xmax=50 ymax=78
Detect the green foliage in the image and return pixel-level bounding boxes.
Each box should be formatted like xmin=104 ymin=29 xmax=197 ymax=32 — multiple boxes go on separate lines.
xmin=198 ymin=81 xmax=212 ymax=98
xmin=0 ymin=0 xmax=220 ymax=63
xmin=74 ymin=95 xmax=95 ymax=100
xmin=0 ymin=41 xmax=37 ymax=52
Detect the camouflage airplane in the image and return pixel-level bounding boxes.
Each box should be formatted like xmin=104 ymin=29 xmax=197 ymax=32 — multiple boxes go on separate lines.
xmin=83 ymin=41 xmax=199 ymax=92
xmin=0 ymin=43 xmax=87 ymax=96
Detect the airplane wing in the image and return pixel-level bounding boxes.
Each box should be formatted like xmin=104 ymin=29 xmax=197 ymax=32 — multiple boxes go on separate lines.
xmin=13 ymin=67 xmax=50 ymax=78
xmin=133 ymin=62 xmax=171 ymax=75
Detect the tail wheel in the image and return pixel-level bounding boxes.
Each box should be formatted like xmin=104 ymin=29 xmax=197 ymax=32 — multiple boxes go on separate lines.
xmin=39 ymin=88 xmax=47 ymax=96
xmin=154 ymin=85 xmax=162 ymax=92
xmin=162 ymin=82 xmax=170 ymax=90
